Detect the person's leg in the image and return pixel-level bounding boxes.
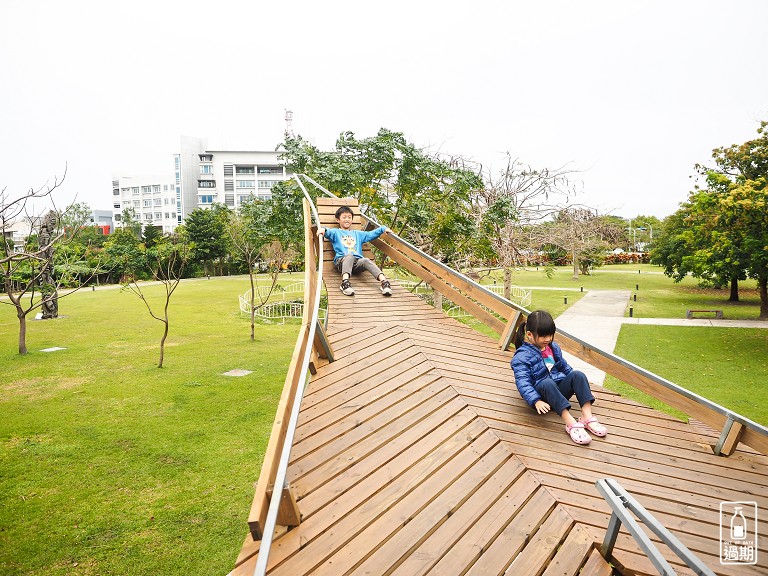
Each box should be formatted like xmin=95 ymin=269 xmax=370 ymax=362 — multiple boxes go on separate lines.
xmin=336 ymin=255 xmax=356 ymax=295
xmin=534 ymin=378 xmax=573 ymax=422
xmin=561 ymin=370 xmax=608 ymax=436
xmin=537 ymin=376 xmax=591 ymax=444
xmin=557 ymin=371 xmax=595 ymax=415
xmin=352 ymin=257 xmax=392 ymax=295
xmin=336 ymin=254 xmax=356 ymax=279
xmin=352 ymin=257 xmax=383 ymax=279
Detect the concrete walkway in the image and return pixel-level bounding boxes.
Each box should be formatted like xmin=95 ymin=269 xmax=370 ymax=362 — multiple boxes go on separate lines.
xmin=554 ymin=289 xmax=767 ymax=385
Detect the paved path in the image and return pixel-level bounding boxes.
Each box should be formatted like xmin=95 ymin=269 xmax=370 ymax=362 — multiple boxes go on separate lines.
xmin=554 ymin=289 xmax=767 ymax=385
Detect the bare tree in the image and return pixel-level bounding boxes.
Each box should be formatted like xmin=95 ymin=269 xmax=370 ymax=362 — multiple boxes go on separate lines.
xmin=475 ymin=155 xmax=582 ymax=297
xmin=1 ymin=170 xmax=101 ymax=354
xmin=124 ymin=236 xmax=189 ymax=368
xmin=531 ymin=208 xmax=605 ymax=279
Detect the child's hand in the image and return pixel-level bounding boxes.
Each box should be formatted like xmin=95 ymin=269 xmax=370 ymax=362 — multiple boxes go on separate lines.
xmin=317 ymin=227 xmax=326 ymax=237
xmin=534 ymin=400 xmax=550 ymax=414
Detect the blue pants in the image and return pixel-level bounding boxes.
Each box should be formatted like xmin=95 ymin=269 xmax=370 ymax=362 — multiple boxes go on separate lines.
xmin=534 ymin=370 xmax=595 ymax=415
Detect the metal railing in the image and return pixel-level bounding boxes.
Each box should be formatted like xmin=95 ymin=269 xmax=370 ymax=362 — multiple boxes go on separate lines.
xmin=595 ymin=478 xmax=716 ymax=576
xmin=249 ymin=179 xmax=328 ymax=576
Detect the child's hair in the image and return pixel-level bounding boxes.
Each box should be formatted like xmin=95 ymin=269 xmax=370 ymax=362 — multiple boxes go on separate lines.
xmin=513 ymin=309 xmax=556 ymax=348
xmin=335 ymin=205 xmax=354 ymax=219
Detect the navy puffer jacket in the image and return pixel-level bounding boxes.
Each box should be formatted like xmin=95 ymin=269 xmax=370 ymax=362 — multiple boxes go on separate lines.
xmin=511 ymin=341 xmax=573 ymax=407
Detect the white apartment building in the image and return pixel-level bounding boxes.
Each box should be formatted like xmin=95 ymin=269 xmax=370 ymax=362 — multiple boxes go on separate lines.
xmin=113 ymin=136 xmax=290 ymax=233
xmin=111 ymin=174 xmax=179 ymax=234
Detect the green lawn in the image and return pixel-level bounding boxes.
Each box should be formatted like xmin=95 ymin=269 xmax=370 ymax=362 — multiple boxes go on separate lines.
xmin=476 ymin=264 xmax=764 ymax=320
xmin=0 ymin=276 xmax=298 ymax=576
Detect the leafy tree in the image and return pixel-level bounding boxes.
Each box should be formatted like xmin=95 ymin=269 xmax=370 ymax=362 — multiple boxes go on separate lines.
xmin=142 ymin=224 xmax=163 ymax=249
xmin=183 ymin=205 xmax=229 ymax=276
xmin=119 ymin=206 xmax=142 ymax=238
xmin=280 ymin=129 xmax=483 ymax=266
xmin=103 ymin=228 xmax=146 ymax=283
xmin=653 ymin=121 xmax=768 ymax=308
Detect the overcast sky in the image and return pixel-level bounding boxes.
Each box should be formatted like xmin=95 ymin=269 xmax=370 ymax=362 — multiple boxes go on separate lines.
xmin=2 ymin=0 xmax=766 ymax=219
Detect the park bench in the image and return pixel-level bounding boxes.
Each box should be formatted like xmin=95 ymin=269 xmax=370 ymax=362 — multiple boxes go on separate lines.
xmin=686 ymin=309 xmax=723 ymax=319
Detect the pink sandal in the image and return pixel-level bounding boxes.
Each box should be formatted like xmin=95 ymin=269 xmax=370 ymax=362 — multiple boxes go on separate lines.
xmin=579 ymin=416 xmax=608 ymax=437
xmin=565 ymin=422 xmax=591 ymax=445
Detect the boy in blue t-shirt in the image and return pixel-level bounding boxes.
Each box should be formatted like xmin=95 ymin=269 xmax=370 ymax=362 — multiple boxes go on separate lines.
xmin=317 ymin=205 xmax=392 ymax=297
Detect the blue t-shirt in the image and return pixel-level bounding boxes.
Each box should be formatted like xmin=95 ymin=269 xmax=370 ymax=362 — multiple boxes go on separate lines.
xmin=324 ymin=226 xmax=387 ymax=263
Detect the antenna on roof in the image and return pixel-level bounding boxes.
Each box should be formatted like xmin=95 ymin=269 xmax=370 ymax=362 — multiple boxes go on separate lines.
xmin=284 ymin=109 xmax=294 ymax=138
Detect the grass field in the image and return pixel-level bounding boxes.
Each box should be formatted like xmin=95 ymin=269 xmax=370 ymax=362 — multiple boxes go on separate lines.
xmin=0 ymin=276 xmax=298 ymax=576
xmin=1 ymin=268 xmax=767 ymax=575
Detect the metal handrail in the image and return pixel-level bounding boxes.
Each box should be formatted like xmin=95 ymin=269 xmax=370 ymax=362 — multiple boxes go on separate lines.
xmin=252 ymin=178 xmax=324 ymax=576
xmin=295 ymin=174 xmax=768 ymax=452
xmin=596 ymin=478 xmax=716 ymax=576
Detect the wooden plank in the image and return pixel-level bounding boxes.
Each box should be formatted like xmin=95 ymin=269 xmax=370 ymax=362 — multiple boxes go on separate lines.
xmin=499 ymin=309 xmax=523 ymax=350
xmin=290 ymin=391 xmax=466 ymax=498
xmin=268 ymin=426 xmax=501 ymax=576
xmin=579 ymin=548 xmax=614 ymax=576
xmin=337 ymin=443 xmax=512 ymax=576
xmin=291 ymin=369 xmax=443 ymax=462
xmin=461 ymin=487 xmax=558 ymax=576
xmin=503 ymin=505 xmax=574 ymax=576
xmin=540 ymin=521 xmax=596 ymax=576
xmin=387 ymin=457 xmax=529 ymax=576
xmin=265 ymin=416 xmax=491 ymax=571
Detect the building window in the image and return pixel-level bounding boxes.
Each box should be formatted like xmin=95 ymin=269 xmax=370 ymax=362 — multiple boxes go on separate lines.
xmin=258 ymin=180 xmax=280 ymax=189
xmin=199 ymin=195 xmax=214 ymax=204
xmin=142 ymin=186 xmax=151 ymax=194
xmin=155 ymin=212 xmax=162 ymax=220
xmin=133 ymin=200 xmax=141 ymax=208
xmin=236 ymin=166 xmax=255 ymax=174
xmin=164 ymin=198 xmax=169 ymax=205
xmin=132 ymin=187 xmax=140 ymax=195
xmin=113 ymin=203 xmax=121 ymax=209
xmin=258 ymin=166 xmax=283 ymax=174
xmin=114 ymin=214 xmax=122 ymax=222
xmin=237 ymin=180 xmax=255 ymax=188
xmin=143 ymin=200 xmax=151 ymax=207
xmin=238 ymin=194 xmax=253 ymax=204
xmin=223 ymin=164 xmax=234 ymax=176
xmin=199 ymin=154 xmax=213 ymax=162
xmin=144 ymin=214 xmax=153 ymax=221
xmin=198 ymin=180 xmax=216 ymax=188
xmin=165 ymin=212 xmax=170 ymax=219
xmin=225 ymin=193 xmax=235 ymax=207
xmin=152 ymin=185 xmax=161 ymax=193
xmin=200 ymin=165 xmax=213 ymax=174
xmin=113 ymin=189 xmax=120 ymax=196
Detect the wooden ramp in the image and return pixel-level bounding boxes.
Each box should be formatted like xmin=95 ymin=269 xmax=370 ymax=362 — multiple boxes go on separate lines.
xmin=233 ymin=273 xmax=768 ymax=575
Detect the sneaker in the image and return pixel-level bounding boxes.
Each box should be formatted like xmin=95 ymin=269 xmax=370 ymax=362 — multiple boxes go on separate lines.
xmin=380 ymin=280 xmax=392 ymax=296
xmin=340 ymin=278 xmax=355 ymax=296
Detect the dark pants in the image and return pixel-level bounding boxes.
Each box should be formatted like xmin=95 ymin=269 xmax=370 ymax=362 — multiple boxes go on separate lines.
xmin=534 ymin=370 xmax=595 ymax=415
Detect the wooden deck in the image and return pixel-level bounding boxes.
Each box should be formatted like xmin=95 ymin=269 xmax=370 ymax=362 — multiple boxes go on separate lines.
xmin=232 ymin=270 xmax=768 ymax=576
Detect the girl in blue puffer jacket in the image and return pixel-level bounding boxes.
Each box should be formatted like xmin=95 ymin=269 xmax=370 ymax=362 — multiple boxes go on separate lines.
xmin=511 ymin=310 xmax=608 ymax=445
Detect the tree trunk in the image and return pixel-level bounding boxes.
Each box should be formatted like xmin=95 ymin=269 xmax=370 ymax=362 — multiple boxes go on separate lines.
xmin=503 ymin=267 xmax=512 ymax=300
xmin=18 ymin=309 xmax=28 ymax=355
xmin=759 ymin=277 xmax=768 ymax=320
xmin=158 ymin=319 xmax=168 ymax=368
xmin=249 ymin=264 xmax=256 ymax=341
xmin=572 ymin=250 xmax=579 ymax=280
xmin=728 ymin=276 xmax=740 ymax=302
